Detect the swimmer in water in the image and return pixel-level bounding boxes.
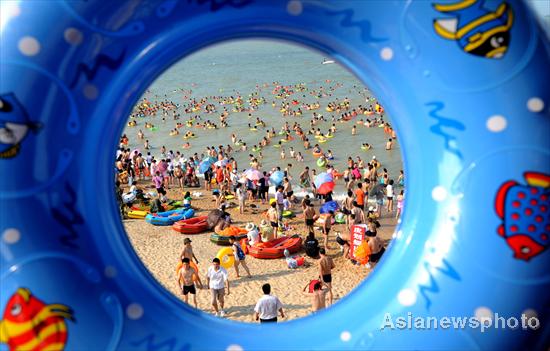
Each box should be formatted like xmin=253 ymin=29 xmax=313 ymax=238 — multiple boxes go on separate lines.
xmin=385 ymin=138 xmax=393 ymax=150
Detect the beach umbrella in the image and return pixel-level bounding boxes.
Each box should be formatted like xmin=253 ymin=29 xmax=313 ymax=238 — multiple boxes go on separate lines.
xmin=314 ymin=172 xmax=333 ymax=188
xmin=370 ymin=183 xmax=386 ymax=200
xmin=314 ymin=172 xmax=334 ymax=195
xmin=269 ymin=171 xmax=285 ymax=186
xmin=244 ymin=168 xmax=262 ymax=181
xmin=316 ymin=181 xmax=335 ymax=195
xmin=214 ymin=159 xmax=229 ymax=167
xmin=198 ymin=160 xmax=213 ymax=173
xmin=203 ymin=156 xmax=216 ymax=163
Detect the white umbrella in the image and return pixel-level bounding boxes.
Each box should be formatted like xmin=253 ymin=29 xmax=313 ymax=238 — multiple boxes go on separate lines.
xmin=244 ymin=168 xmax=262 ymax=181
xmin=214 ymin=159 xmax=229 ymax=167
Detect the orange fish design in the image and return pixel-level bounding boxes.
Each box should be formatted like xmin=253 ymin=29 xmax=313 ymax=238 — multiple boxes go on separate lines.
xmin=0 ymin=288 xmax=74 ymax=351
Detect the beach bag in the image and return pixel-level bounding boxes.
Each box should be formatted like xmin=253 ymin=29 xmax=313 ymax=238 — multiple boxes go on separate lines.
xmin=234 ymin=243 xmax=246 ymax=260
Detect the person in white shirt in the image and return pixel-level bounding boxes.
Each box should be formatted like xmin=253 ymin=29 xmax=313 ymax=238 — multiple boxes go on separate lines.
xmin=236 ymin=183 xmax=246 ymax=214
xmin=386 ymin=179 xmax=394 ymax=213
xmin=206 ymin=258 xmax=230 ymax=317
xmin=245 ymin=222 xmax=260 ymax=246
xmin=254 ymin=283 xmax=284 ymax=323
xmin=275 ymin=186 xmax=285 ymax=223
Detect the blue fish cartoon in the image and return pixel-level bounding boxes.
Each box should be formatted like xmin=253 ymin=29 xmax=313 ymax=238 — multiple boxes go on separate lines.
xmin=433 ymin=0 xmax=514 ymax=58
xmin=0 ymin=93 xmax=41 ymax=159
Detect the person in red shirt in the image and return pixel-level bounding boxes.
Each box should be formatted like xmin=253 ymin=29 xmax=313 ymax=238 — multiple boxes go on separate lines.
xmin=216 ymin=166 xmax=224 ymax=186
xmin=354 ymin=182 xmax=365 ymax=210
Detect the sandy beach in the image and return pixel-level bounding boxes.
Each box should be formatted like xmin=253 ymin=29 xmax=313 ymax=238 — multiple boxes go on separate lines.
xmin=124 ymin=184 xmax=397 ymax=322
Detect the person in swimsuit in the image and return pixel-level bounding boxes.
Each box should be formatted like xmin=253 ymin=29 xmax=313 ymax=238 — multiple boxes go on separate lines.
xmin=302 ymin=280 xmax=329 ymax=312
xmin=318 ymin=248 xmax=335 ymax=305
xmin=177 ymin=257 xmax=203 ymax=308
xmin=304 ymin=201 xmax=316 ymax=234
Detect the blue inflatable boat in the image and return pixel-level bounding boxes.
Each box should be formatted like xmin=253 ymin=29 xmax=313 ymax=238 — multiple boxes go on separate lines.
xmin=145 ymin=207 xmax=195 ymax=226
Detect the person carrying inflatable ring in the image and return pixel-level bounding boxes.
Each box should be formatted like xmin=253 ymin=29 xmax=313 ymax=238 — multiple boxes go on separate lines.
xmin=177 ymin=257 xmax=203 ymax=309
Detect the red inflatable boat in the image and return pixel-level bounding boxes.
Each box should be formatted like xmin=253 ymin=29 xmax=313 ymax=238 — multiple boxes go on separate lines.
xmin=172 ymin=216 xmax=209 ymax=234
xmin=248 ymin=235 xmax=302 ymax=259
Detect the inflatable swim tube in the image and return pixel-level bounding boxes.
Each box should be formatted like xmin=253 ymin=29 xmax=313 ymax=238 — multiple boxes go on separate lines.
xmin=215 ymin=247 xmax=235 ymax=269
xmin=312 ymin=151 xmax=323 ymax=158
xmin=282 ymin=210 xmax=294 ymax=218
xmin=316 ymin=158 xmax=327 ymax=168
xmin=1 ymin=1 xmax=548 ymax=350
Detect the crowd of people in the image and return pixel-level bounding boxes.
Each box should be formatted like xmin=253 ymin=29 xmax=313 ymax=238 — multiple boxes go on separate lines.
xmin=118 ymin=80 xmax=405 ymax=321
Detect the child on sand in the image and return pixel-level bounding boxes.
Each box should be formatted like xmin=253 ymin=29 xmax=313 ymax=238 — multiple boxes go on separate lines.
xmin=229 ymin=236 xmax=252 ymax=278
xmin=180 ymin=238 xmax=199 ymax=264
xmin=396 ymin=190 xmax=404 ymax=219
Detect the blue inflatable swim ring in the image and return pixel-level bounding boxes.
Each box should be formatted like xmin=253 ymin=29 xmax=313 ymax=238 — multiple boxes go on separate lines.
xmin=0 ymin=1 xmax=548 ymax=350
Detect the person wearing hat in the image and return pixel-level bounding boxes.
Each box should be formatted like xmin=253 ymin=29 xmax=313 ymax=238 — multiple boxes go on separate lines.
xmin=180 ymin=238 xmax=199 ymax=265
xmin=246 ymin=222 xmax=260 ymax=246
xmin=259 ymin=219 xmax=274 ymax=242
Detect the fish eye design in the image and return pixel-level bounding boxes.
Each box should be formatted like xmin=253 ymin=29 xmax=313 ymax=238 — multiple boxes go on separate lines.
xmin=10 ymin=303 xmax=22 ymax=316
xmin=490 ymin=36 xmax=505 ymax=48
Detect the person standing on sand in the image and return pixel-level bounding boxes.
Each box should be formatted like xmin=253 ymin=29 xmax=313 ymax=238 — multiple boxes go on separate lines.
xmin=318 ymin=248 xmax=335 ymax=305
xmin=236 ymin=183 xmax=246 ymax=214
xmin=254 ymin=283 xmax=285 ymax=323
xmin=178 ymin=258 xmax=203 ymax=308
xmin=321 ymin=210 xmax=334 ymax=250
xmin=229 ymin=236 xmax=252 ymax=278
xmin=206 ymin=258 xmax=230 ymax=317
xmin=267 ymin=202 xmax=279 ymax=238
xmin=275 ymin=186 xmax=285 ymax=224
xmin=304 ymin=201 xmax=316 ymax=234
xmin=302 ymin=280 xmax=329 ymax=312
xmin=180 ymin=238 xmax=199 ymax=264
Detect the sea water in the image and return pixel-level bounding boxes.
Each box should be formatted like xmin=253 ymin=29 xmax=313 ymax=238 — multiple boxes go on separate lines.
xmin=123 ymin=40 xmax=403 ymax=198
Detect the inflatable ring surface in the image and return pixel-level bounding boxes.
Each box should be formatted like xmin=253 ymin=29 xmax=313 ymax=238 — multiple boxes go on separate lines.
xmin=1 ymin=1 xmax=549 ymax=350
xmin=216 ymin=247 xmax=235 ymax=270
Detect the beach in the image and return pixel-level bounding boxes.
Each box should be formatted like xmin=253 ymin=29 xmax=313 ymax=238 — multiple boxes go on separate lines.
xmin=117 ymin=39 xmax=404 ymax=322
xmin=124 ymin=185 xmax=397 ymax=322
